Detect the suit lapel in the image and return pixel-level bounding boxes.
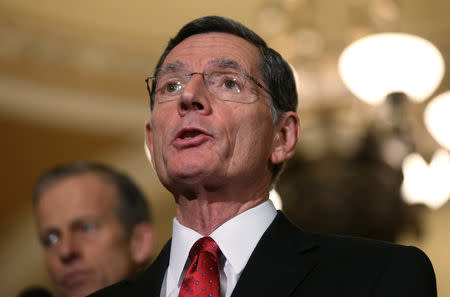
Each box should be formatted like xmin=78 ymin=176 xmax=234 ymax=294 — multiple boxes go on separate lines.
xmin=127 ymin=239 xmax=172 ymax=297
xmin=231 ymin=212 xmax=319 ymax=297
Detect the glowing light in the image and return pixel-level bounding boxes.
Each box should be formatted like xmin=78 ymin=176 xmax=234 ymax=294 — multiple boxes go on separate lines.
xmin=144 ymin=141 xmax=155 ymax=171
xmin=289 ymin=64 xmax=302 ymax=110
xmin=424 ymin=91 xmax=450 ymax=150
xmin=269 ymin=189 xmax=283 ymax=210
xmin=401 ymin=149 xmax=450 ymax=209
xmin=338 ymin=33 xmax=445 ymax=105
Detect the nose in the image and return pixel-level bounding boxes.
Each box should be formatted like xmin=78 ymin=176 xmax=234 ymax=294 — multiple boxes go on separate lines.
xmin=57 ymin=234 xmax=80 ymax=265
xmin=177 ymin=73 xmax=212 ymax=117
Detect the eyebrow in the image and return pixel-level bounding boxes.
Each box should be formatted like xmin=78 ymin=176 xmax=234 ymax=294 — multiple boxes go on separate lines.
xmin=208 ymin=58 xmax=249 ymax=73
xmin=39 ymin=215 xmax=100 ymax=234
xmin=155 ymin=58 xmax=249 ymax=77
xmin=155 ymin=61 xmax=187 ymax=78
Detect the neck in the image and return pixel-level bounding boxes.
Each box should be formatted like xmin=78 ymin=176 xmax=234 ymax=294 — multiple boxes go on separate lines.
xmin=174 ymin=182 xmax=270 ymax=235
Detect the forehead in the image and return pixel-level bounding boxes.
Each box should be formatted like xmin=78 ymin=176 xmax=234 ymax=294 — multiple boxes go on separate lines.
xmin=163 ymin=32 xmax=262 ymax=73
xmin=36 ymin=173 xmax=118 ymax=228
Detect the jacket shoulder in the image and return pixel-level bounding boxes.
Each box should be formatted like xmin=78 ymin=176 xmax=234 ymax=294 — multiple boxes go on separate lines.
xmin=273 ymin=212 xmax=437 ymax=296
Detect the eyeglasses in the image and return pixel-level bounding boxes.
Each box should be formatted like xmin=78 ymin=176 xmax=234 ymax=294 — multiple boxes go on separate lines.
xmin=145 ymin=67 xmax=273 ymax=104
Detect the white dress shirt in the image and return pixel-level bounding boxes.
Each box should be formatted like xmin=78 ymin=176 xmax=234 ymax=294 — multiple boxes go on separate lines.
xmin=160 ymin=200 xmax=277 ymax=297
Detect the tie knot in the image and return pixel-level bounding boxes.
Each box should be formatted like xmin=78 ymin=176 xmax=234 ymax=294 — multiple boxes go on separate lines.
xmin=189 ymin=236 xmax=221 ymax=260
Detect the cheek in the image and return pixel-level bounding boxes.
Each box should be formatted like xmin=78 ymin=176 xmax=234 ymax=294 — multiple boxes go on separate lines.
xmin=97 ymin=244 xmax=132 ymax=280
xmin=99 ymin=230 xmax=130 ymax=257
xmin=233 ymin=107 xmax=273 ymax=145
xmin=85 ymin=240 xmax=130 ymax=278
xmin=224 ymin=116 xmax=270 ymax=172
xmin=45 ymin=253 xmax=60 ymax=273
xmin=45 ymin=252 xmax=67 ymax=283
xmin=151 ymin=113 xmax=173 ymax=152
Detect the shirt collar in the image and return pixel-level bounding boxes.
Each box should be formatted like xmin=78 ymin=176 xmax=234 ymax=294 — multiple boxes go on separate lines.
xmin=168 ymin=200 xmax=277 ymax=286
xmin=169 ymin=217 xmax=203 ymax=287
xmin=210 ymin=200 xmax=277 ymax=274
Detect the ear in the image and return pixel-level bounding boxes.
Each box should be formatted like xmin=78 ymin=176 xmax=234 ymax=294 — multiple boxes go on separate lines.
xmin=129 ymin=222 xmax=155 ymax=265
xmin=270 ymin=111 xmax=300 ymax=164
xmin=145 ymin=120 xmax=156 ymax=170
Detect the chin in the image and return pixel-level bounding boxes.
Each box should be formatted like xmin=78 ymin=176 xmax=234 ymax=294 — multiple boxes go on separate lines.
xmin=60 ymin=282 xmax=98 ymax=297
xmin=67 ymin=287 xmax=98 ymax=297
xmin=165 ymin=169 xmax=219 ymax=191
xmin=171 ymin=171 xmax=209 ymax=185
xmin=169 ymin=160 xmax=215 ymax=178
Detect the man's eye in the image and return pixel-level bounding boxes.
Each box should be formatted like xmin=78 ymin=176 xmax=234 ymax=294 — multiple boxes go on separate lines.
xmin=80 ymin=223 xmax=95 ymax=233
xmin=165 ymin=81 xmax=183 ymax=93
xmin=73 ymin=222 xmax=95 ymax=234
xmin=43 ymin=233 xmax=59 ymax=247
xmin=211 ymin=72 xmax=243 ymax=93
xmin=223 ymin=79 xmax=241 ymax=93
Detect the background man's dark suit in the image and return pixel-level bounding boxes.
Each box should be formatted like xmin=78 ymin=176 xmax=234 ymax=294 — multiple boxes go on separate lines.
xmin=90 ymin=211 xmax=436 ymax=297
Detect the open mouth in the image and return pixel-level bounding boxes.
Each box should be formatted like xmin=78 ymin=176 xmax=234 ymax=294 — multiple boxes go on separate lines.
xmin=180 ymin=130 xmax=203 ymax=139
xmin=176 ymin=128 xmax=207 ymax=140
xmin=174 ymin=127 xmax=210 ymax=148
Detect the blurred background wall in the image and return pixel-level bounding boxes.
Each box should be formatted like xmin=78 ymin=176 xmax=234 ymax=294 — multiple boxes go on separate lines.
xmin=0 ymin=0 xmax=449 ymax=296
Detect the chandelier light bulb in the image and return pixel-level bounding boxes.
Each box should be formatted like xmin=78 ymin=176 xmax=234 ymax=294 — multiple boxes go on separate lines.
xmin=401 ymin=150 xmax=450 ymax=209
xmin=338 ymin=33 xmax=445 ymax=105
xmin=424 ymin=91 xmax=450 ymax=150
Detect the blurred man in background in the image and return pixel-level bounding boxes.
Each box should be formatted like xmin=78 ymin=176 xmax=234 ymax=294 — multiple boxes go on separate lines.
xmin=32 ymin=161 xmax=155 ymax=297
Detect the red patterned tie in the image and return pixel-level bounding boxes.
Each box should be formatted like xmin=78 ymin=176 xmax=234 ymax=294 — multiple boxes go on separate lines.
xmin=179 ymin=237 xmax=221 ymax=297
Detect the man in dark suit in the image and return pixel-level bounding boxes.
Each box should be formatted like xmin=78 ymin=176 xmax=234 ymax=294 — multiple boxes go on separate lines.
xmin=90 ymin=16 xmax=436 ymax=297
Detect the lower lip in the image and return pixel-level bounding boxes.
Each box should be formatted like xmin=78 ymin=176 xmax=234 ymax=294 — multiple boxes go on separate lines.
xmin=62 ymin=271 xmax=90 ymax=287
xmin=173 ymin=134 xmax=210 ymax=148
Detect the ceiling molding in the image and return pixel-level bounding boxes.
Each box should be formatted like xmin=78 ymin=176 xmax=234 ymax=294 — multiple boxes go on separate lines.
xmin=0 ymin=8 xmax=154 ymax=79
xmin=0 ymin=73 xmax=148 ymax=138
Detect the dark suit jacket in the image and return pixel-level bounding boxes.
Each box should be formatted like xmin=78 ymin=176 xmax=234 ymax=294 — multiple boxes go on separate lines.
xmin=90 ymin=211 xmax=437 ymax=297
